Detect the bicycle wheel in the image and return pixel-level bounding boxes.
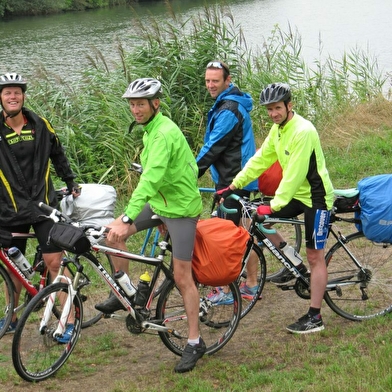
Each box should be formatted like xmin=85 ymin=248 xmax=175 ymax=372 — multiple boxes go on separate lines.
xmin=12 ymin=282 xmax=82 ymax=382
xmin=67 ymin=252 xmax=115 ymax=328
xmin=263 ymin=217 xmax=303 ymax=281
xmin=156 ymin=279 xmax=241 ymax=356
xmin=238 ymin=243 xmax=266 ymax=318
xmin=0 ymin=264 xmax=15 ymax=339
xmin=324 ymin=231 xmax=392 ymax=320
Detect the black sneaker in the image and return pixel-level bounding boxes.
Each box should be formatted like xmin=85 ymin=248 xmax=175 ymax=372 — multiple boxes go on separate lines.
xmin=95 ymin=295 xmax=126 ymax=313
xmin=174 ymin=338 xmax=206 ymax=373
xmin=269 ymin=264 xmax=308 ymax=285
xmin=286 ymin=313 xmax=324 ymax=334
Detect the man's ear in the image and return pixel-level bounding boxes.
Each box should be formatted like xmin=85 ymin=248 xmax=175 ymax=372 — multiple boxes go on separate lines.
xmin=152 ymin=98 xmax=160 ymax=110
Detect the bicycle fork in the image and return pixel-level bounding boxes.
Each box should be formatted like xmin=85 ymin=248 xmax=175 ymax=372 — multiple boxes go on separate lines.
xmin=39 ymin=267 xmax=78 ymax=339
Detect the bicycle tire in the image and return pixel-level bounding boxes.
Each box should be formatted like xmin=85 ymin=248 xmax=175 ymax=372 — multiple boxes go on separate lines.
xmin=263 ymin=217 xmax=303 ymax=281
xmin=0 ymin=264 xmax=15 ymax=339
xmin=238 ymin=243 xmax=266 ymax=318
xmin=156 ymin=279 xmax=241 ymax=356
xmin=12 ymin=282 xmax=83 ymax=382
xmin=324 ymin=231 xmax=392 ymax=320
xmin=66 ymin=252 xmax=115 ymax=328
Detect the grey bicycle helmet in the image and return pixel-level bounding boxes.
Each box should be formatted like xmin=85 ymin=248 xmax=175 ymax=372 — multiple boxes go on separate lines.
xmin=0 ymin=73 xmax=27 ymax=92
xmin=122 ymin=78 xmax=162 ymax=99
xmin=259 ymin=83 xmax=291 ymax=105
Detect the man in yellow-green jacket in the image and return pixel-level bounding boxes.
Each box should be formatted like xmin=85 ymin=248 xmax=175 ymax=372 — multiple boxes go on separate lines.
xmin=95 ymin=78 xmax=205 ymax=373
xmin=218 ymin=83 xmax=334 ymax=334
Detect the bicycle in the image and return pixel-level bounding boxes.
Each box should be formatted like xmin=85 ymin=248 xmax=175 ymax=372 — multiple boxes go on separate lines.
xmin=221 ymin=191 xmax=392 ymax=322
xmin=0 ymin=228 xmax=114 ymax=339
xmin=11 ymin=202 xmax=241 ymax=382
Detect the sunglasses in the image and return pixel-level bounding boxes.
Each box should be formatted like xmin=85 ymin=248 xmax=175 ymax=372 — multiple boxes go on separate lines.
xmin=206 ymin=61 xmax=230 ymax=74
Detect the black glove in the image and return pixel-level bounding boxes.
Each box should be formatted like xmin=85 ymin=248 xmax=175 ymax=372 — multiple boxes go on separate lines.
xmin=214 ymin=186 xmax=234 ymax=202
xmin=66 ymin=181 xmax=81 ymax=195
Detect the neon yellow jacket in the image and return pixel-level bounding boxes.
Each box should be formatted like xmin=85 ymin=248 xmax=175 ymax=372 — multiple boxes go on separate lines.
xmin=232 ymin=112 xmax=334 ymax=211
xmin=124 ymin=112 xmax=202 ymax=220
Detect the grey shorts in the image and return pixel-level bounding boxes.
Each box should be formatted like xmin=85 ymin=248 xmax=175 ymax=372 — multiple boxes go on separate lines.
xmin=134 ymin=204 xmax=198 ymax=261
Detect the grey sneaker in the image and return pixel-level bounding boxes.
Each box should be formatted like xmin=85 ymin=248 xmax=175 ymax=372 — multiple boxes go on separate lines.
xmin=286 ymin=313 xmax=324 ymax=334
xmin=174 ymin=337 xmax=206 ymax=373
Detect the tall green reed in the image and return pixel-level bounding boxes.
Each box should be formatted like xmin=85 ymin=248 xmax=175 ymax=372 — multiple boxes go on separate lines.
xmin=25 ymin=2 xmax=389 ymax=198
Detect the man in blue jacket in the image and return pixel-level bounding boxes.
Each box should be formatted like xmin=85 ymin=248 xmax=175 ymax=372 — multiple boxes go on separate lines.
xmin=197 ymin=61 xmax=259 ymax=299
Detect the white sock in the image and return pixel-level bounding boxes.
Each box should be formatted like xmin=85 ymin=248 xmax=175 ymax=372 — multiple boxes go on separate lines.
xmin=188 ymin=337 xmax=200 ymax=346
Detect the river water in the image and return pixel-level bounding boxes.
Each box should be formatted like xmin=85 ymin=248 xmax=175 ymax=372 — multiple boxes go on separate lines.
xmin=1 ymin=0 xmax=391 ymax=88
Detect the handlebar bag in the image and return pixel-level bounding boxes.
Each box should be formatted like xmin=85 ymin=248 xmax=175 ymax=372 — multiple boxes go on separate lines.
xmin=48 ymin=222 xmax=91 ymax=254
xmin=192 ymin=218 xmax=249 ymax=286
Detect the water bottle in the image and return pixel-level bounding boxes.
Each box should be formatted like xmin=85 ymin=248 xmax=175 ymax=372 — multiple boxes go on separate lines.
xmin=134 ymin=271 xmax=151 ymax=306
xmin=279 ymin=242 xmax=307 ymax=273
xmin=114 ymin=270 xmax=136 ymax=298
xmin=8 ymin=247 xmax=35 ymax=279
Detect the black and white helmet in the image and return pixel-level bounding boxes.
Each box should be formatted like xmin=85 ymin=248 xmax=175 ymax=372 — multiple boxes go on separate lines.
xmin=259 ymin=83 xmax=291 ymax=105
xmin=0 ymin=73 xmax=27 ymax=92
xmin=122 ymin=78 xmax=162 ymax=99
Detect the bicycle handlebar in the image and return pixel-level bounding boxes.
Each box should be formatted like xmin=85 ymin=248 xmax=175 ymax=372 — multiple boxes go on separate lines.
xmin=39 ymin=202 xmax=109 ymax=240
xmin=218 ymin=194 xmax=278 ymax=234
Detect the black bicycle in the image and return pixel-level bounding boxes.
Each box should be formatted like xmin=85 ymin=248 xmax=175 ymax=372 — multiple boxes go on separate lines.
xmin=221 ymin=192 xmax=392 ymax=322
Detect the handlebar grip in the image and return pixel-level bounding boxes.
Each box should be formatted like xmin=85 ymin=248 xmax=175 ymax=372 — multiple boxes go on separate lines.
xmin=38 ymin=202 xmax=72 ymax=223
xmin=219 ymin=205 xmax=238 ymax=214
xmin=252 ymin=213 xmax=277 ymax=234
xmin=217 ymin=193 xmax=241 ymax=214
xmin=38 ymin=202 xmax=57 ymax=214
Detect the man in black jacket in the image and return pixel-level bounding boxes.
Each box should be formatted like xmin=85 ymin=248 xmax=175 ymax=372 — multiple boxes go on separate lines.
xmin=0 ymin=72 xmax=80 ymax=340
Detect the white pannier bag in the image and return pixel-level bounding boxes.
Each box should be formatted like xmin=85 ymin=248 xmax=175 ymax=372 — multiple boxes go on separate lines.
xmin=60 ymin=184 xmax=117 ymax=226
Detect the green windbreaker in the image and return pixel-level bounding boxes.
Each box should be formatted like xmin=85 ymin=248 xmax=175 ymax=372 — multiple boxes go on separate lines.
xmin=233 ymin=112 xmax=334 ymax=211
xmin=124 ymin=112 xmax=202 ymax=220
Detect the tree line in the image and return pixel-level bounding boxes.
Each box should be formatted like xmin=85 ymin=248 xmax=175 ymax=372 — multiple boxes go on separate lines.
xmin=0 ymin=0 xmax=149 ymax=18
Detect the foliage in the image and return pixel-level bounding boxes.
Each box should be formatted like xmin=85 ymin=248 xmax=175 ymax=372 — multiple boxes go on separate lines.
xmin=22 ymin=2 xmax=389 ymax=199
xmin=0 ymin=0 xmax=126 ymax=16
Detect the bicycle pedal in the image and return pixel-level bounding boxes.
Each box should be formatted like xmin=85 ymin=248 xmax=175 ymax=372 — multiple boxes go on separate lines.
xmin=280 ymin=284 xmax=295 ymax=291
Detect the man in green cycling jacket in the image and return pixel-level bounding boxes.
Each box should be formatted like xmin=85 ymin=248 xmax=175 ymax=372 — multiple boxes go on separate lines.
xmin=218 ymin=83 xmax=334 ymax=334
xmin=95 ymin=78 xmax=205 ymax=373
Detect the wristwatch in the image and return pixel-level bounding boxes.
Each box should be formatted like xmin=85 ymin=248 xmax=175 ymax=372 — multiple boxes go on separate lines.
xmin=121 ymin=215 xmax=133 ymax=225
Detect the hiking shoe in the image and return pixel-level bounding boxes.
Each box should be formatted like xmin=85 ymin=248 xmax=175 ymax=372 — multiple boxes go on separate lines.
xmin=240 ymin=283 xmax=262 ymax=300
xmin=95 ymin=295 xmax=126 ymax=313
xmin=0 ymin=317 xmax=17 ymax=334
xmin=55 ymin=323 xmax=74 ymax=344
xmin=269 ymin=265 xmax=308 ymax=285
xmin=214 ymin=292 xmax=234 ymax=305
xmin=207 ymin=287 xmax=223 ymax=302
xmin=174 ymin=338 xmax=206 ymax=373
xmin=286 ymin=313 xmax=324 ymax=334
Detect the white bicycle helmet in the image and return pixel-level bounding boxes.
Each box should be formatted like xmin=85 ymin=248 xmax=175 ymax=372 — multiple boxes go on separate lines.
xmin=122 ymin=78 xmax=162 ymax=99
xmin=259 ymin=83 xmax=291 ymax=105
xmin=0 ymin=73 xmax=27 ymax=92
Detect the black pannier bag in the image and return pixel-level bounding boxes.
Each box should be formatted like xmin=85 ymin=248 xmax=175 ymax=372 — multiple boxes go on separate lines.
xmin=333 ymin=195 xmax=360 ymax=213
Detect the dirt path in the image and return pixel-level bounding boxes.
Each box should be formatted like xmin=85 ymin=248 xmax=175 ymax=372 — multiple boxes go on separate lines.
xmin=0 ymin=283 xmax=352 ymax=392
